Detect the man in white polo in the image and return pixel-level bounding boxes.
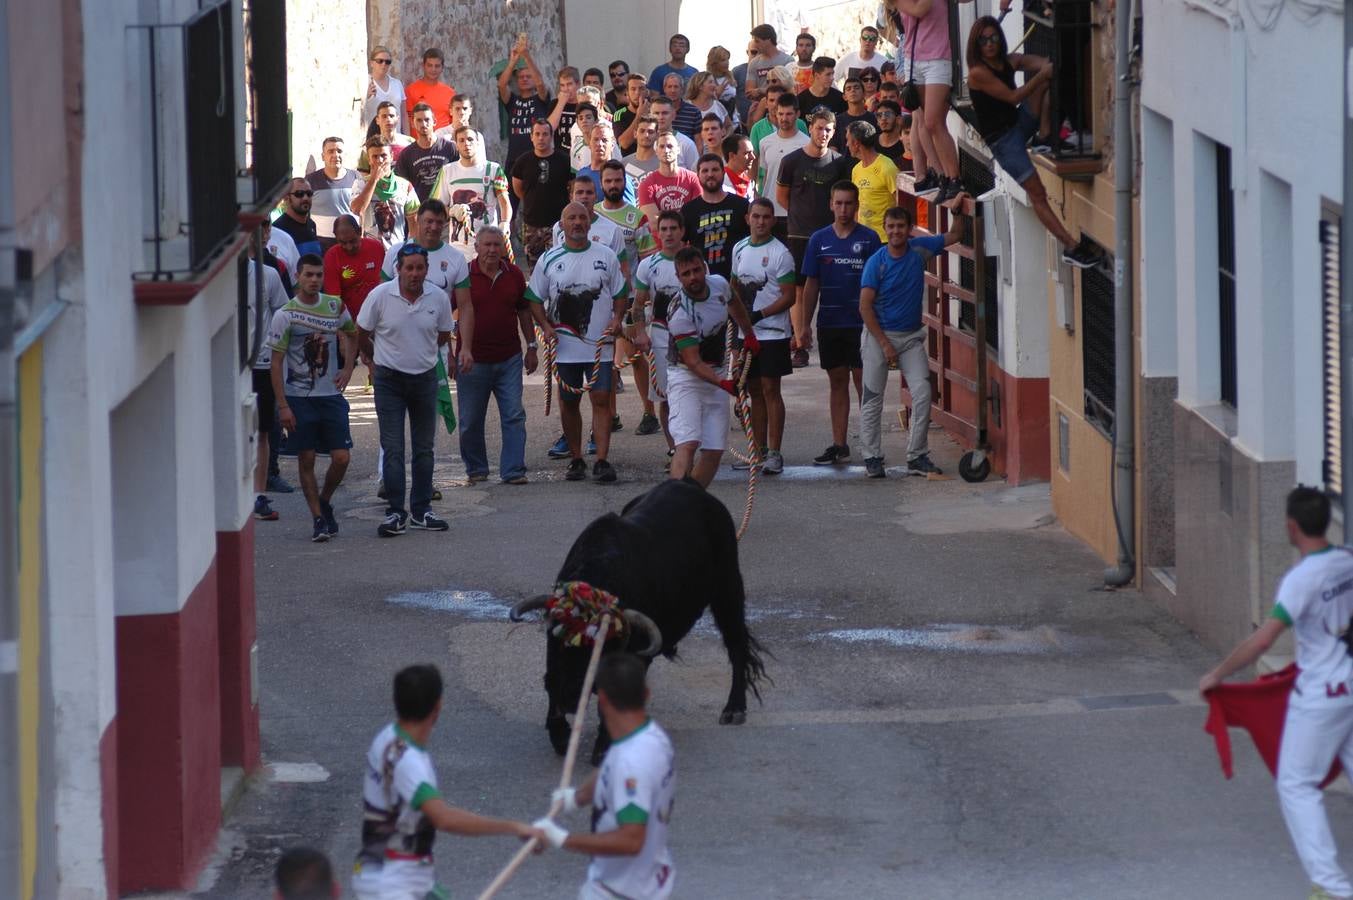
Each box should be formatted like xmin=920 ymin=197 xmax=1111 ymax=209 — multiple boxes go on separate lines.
xmin=357 ymin=243 xmax=472 ymax=536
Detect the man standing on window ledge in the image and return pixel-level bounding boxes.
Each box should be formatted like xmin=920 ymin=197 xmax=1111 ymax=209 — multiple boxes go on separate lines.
xmin=358 ymin=243 xmax=468 ymax=536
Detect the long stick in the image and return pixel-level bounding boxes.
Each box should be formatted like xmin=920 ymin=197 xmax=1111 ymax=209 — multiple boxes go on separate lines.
xmin=476 ymin=613 xmax=614 ymax=900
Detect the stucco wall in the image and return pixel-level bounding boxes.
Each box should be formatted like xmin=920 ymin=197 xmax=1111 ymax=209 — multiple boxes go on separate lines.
xmin=287 ymin=0 xmax=369 ymax=174
xmin=366 ymin=0 xmax=566 ymax=165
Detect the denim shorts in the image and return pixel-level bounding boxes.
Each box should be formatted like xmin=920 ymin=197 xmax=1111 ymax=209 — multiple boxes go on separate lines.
xmin=988 ymin=104 xmax=1040 ymax=185
xmin=557 ymin=360 xmax=614 ymax=394
xmin=286 ymin=394 xmax=353 ymax=451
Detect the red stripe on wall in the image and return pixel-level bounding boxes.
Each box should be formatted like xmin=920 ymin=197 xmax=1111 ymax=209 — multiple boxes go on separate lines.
xmin=217 ymin=520 xmax=261 ymax=771
xmin=101 ymin=719 xmax=118 ymax=897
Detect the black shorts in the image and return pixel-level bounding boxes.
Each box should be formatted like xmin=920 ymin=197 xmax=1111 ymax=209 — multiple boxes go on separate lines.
xmin=252 ymin=368 xmax=276 ymax=433
xmin=818 ymin=327 xmax=863 ymax=371
xmin=788 ymin=237 xmax=810 ymax=286
xmin=748 ymin=338 xmax=793 ymax=379
xmin=286 ymin=395 xmax=353 ymax=452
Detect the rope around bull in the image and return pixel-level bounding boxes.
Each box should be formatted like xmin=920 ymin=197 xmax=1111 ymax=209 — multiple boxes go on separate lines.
xmin=476 ymin=582 xmax=626 ymax=900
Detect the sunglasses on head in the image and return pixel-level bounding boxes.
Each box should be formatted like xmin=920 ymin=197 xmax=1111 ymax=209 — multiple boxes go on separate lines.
xmin=291 ymin=190 xmax=314 ymax=198
xmin=397 ymin=243 xmax=429 ymax=259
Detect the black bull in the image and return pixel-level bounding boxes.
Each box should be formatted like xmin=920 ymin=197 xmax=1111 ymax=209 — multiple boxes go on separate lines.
xmin=510 ymin=479 xmax=768 ymax=759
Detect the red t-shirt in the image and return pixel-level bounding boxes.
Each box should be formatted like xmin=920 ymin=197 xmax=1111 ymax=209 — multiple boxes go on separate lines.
xmin=637 ymin=168 xmax=701 ymax=212
xmin=405 ymin=80 xmax=456 ymax=130
xmin=323 ymin=238 xmax=386 ymax=319
xmin=467 ymin=258 xmax=529 ymax=364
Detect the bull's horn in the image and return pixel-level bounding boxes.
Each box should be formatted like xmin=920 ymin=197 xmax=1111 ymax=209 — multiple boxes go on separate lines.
xmin=622 ymin=610 xmax=663 ymax=657
xmin=509 ymin=594 xmax=551 ymax=622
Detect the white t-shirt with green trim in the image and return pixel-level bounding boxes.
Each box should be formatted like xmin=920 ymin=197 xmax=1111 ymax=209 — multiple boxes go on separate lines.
xmin=1272 ymin=546 xmax=1353 ymax=706
xmin=634 ymin=252 xmax=681 ymax=334
xmin=596 ymin=202 xmax=655 ymax=275
xmin=551 ymin=214 xmax=629 ymax=270
xmin=358 ymin=722 xmax=440 ymax=862
xmin=380 ymin=242 xmax=468 ymax=298
xmin=526 ymin=242 xmax=627 ymax=364
xmin=586 ymin=719 xmax=676 ymax=900
xmin=667 ymin=274 xmax=732 ymax=377
xmin=731 ymin=236 xmax=795 ymax=341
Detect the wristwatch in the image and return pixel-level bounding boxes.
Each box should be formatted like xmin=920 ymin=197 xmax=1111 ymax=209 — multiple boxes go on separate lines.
xmin=527 ymin=341 xmax=538 ymax=349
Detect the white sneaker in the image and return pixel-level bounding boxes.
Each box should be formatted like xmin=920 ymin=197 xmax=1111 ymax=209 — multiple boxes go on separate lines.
xmin=763 ymin=450 xmax=784 ymax=474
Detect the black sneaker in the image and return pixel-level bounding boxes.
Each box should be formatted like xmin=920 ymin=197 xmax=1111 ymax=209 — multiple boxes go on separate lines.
xmin=1061 ymin=237 xmax=1102 ymax=270
xmin=319 ymin=498 xmax=338 ymax=536
xmin=935 ymin=177 xmax=963 ymax=205
xmin=253 ymin=495 xmax=278 ymax=521
xmin=377 ymin=512 xmax=407 ymax=537
xmin=311 ymin=516 xmax=330 ymax=543
xmin=791 ymin=348 xmax=809 ymax=368
xmin=611 ymin=415 xmax=623 ymax=432
xmin=266 ymin=474 xmax=295 ymax=494
xmin=635 ymin=412 xmax=661 ymax=435
xmin=565 ymin=458 xmax=588 ymax=481
xmin=865 ymin=457 xmax=887 ymax=479
xmin=593 ymin=459 xmax=617 ymax=483
xmin=1028 ymin=134 xmax=1053 ymax=154
xmin=547 ymin=435 xmax=571 ymax=459
xmin=409 ymin=511 xmax=449 ymax=531
xmin=813 ymin=444 xmax=851 ymax=465
xmin=906 ymin=453 xmax=943 ymax=476
xmin=913 ymin=169 xmax=942 ymax=197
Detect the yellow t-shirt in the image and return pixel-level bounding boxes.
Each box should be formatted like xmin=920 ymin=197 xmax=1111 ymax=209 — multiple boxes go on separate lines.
xmin=852 ymin=153 xmax=900 ymax=240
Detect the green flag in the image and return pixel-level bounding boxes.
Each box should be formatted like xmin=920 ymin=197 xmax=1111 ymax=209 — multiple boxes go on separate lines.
xmin=436 ymin=355 xmax=457 ymax=435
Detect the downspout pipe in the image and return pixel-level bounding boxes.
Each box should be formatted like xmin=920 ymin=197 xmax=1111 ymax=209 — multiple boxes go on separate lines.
xmin=1341 ymin=0 xmax=1353 ymax=534
xmin=1104 ymin=0 xmax=1137 ymax=586
xmin=0 ymin=0 xmax=22 ymax=892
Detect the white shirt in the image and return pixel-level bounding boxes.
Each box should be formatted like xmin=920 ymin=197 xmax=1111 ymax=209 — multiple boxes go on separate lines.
xmin=1274 ymin=546 xmax=1353 ymax=706
xmin=585 ymin=719 xmax=676 ymax=900
xmin=551 ymin=215 xmax=629 ymax=269
xmin=667 ymin=274 xmax=733 ymax=378
xmin=380 ymin=242 xmax=469 ymax=296
xmin=247 ymin=260 xmax=290 ymax=370
xmin=634 ymin=252 xmax=682 ymax=330
xmin=356 ymin=280 xmax=455 ymax=374
xmin=362 ymin=75 xmax=406 ymax=132
xmin=837 ymin=51 xmax=886 ymax=83
xmin=731 ymin=237 xmax=795 ymax=341
xmin=757 ymin=131 xmax=810 ymax=215
xmin=357 ymin=723 xmax=439 ymax=862
xmin=526 ymin=242 xmax=627 ymax=364
xmin=265 ymin=228 xmax=299 ymax=282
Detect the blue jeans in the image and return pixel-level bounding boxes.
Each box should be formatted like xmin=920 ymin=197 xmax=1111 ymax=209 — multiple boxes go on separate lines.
xmin=457 ymin=353 xmax=527 ymax=480
xmin=373 ymin=365 xmax=438 ymax=517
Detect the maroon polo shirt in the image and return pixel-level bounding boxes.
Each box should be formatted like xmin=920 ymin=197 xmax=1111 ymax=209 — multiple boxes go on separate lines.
xmin=467 ymin=258 xmax=529 ymax=364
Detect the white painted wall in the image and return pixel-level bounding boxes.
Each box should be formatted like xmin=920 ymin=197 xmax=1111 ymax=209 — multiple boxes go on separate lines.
xmin=1141 ymin=0 xmax=1343 ymax=478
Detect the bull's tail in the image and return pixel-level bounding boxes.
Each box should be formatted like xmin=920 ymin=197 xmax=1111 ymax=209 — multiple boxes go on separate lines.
xmin=708 ymin=520 xmax=772 ymax=704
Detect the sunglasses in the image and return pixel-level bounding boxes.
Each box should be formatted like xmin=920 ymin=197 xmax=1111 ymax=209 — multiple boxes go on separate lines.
xmin=861 ymin=35 xmax=879 ymax=41
xmin=373 ymin=57 xmax=393 ymax=64
xmin=396 ymin=243 xmax=429 ymax=259
xmin=861 ymin=75 xmax=880 ymax=82
xmin=977 ymin=34 xmax=1000 ymax=46
xmin=611 ymin=70 xmax=628 ymax=77
xmin=291 ymin=190 xmax=314 ymax=198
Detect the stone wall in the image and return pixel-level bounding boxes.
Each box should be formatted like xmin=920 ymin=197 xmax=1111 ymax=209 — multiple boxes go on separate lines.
xmin=765 ymin=0 xmax=898 ymax=71
xmin=287 ymin=0 xmax=370 ymax=174
xmin=367 ymin=0 xmax=567 ymax=164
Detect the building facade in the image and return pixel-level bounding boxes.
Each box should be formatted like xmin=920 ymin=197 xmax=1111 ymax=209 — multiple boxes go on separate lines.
xmin=4 ymin=0 xmax=286 ymax=894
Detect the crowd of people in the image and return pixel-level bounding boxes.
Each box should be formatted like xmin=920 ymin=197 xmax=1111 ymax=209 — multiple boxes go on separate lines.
xmin=250 ymin=9 xmax=1106 ymax=542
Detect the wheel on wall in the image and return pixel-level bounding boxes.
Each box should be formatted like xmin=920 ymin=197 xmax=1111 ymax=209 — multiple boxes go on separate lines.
xmin=959 ymin=450 xmax=991 ymax=483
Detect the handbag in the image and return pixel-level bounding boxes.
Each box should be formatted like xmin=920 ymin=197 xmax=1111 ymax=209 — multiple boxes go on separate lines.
xmin=900 ymin=18 xmax=921 ymax=111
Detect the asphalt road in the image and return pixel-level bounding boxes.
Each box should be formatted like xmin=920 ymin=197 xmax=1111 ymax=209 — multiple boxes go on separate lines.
xmin=190 ymin=361 xmax=1353 ymax=899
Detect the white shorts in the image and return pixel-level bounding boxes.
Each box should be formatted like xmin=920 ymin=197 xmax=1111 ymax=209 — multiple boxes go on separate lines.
xmin=648 ymin=325 xmax=670 ymax=402
xmin=667 ymin=374 xmax=729 ymax=450
xmin=352 ymin=858 xmax=437 ymax=900
xmin=912 ymin=58 xmax=952 ymax=87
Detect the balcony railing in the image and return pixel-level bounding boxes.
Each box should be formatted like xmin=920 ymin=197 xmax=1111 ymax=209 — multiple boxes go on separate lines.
xmin=241 ymin=0 xmax=290 ymax=213
xmin=129 ymin=1 xmax=239 ymax=282
xmin=1022 ymin=0 xmax=1098 ymax=161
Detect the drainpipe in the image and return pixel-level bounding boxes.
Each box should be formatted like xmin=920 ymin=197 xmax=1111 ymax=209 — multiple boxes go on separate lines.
xmin=1104 ymin=0 xmax=1136 ymax=587
xmin=0 ymin=0 xmax=22 ymax=891
xmin=1341 ymin=0 xmax=1353 ymax=534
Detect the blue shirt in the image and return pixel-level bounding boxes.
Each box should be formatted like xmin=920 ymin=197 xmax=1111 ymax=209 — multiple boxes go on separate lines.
xmin=647 ymin=63 xmax=699 ymax=94
xmin=802 ymin=224 xmax=883 ymax=329
xmin=576 ymin=166 xmax=637 ymax=205
xmin=860 ymin=235 xmax=947 ymax=332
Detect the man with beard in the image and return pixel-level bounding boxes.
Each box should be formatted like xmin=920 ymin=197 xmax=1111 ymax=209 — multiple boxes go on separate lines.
xmin=636 ymin=132 xmax=700 ymax=225
xmin=791 ymin=33 xmax=818 ymax=94
xmin=431 ymin=126 xmax=512 ymax=259
xmin=731 ymin=199 xmax=796 ymax=475
xmin=526 ymin=202 xmax=628 ymax=483
xmin=510 ymin=119 xmax=572 ymax=274
xmin=306 ymin=137 xmax=360 ymax=248
xmin=273 ymin=177 xmax=323 ymax=259
xmin=575 ymin=123 xmax=634 ymax=205
xmin=395 ymin=103 xmax=458 ymax=202
xmin=682 ymin=154 xmax=749 ymax=281
xmin=357 ymin=101 xmax=413 ymax=173
xmin=352 ymin=136 xmax=420 ymax=249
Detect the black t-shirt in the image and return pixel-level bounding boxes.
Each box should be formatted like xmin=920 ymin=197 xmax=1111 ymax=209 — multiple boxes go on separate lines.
xmin=798 ymin=88 xmax=846 ymax=119
xmin=395 ymin=138 xmax=457 ymax=201
xmin=831 ymin=110 xmax=878 ymax=152
xmin=555 ymin=102 xmax=577 ymax=152
xmin=777 ymin=148 xmax=853 ymax=239
xmin=605 ymin=88 xmax=623 ymax=112
xmin=878 ymin=139 xmax=908 ymax=168
xmin=682 ymin=194 xmax=750 ymax=280
xmin=506 ymin=92 xmax=550 ymax=170
xmin=510 ymin=150 xmax=573 ymax=227
xmin=271 ymin=211 xmax=321 ymax=259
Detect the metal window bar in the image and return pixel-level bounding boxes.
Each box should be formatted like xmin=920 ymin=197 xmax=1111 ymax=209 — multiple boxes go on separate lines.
xmin=1217 ymin=144 xmax=1238 ymax=407
xmin=1323 ymin=215 xmax=1342 ymax=497
xmin=1022 ymin=0 xmax=1097 ymax=160
xmin=128 ymin=1 xmax=238 ymax=280
xmin=241 ymin=0 xmax=290 ymax=208
xmin=1082 ymin=253 xmax=1115 ymax=434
